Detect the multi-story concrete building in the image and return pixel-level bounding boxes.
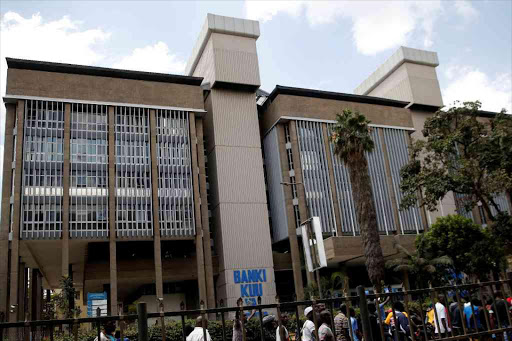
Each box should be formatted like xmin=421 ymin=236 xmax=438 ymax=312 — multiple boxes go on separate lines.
xmin=1 ymin=14 xmax=510 ymax=321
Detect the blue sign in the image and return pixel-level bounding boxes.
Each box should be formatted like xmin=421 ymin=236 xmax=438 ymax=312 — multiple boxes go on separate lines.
xmin=234 ymin=269 xmax=267 ymax=306
xmin=87 ymin=292 xmax=108 ymax=317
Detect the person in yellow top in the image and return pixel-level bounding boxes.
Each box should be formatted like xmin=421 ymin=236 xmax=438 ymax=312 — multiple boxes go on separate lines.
xmin=426 ymin=306 xmax=435 ymax=325
xmin=384 ymin=309 xmax=409 ymax=325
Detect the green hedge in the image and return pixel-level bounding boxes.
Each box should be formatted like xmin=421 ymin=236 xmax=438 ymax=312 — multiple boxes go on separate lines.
xmin=45 ymin=315 xmax=306 ymax=341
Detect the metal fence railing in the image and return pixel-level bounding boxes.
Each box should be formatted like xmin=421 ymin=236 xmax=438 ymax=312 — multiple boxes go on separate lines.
xmin=1 ymin=279 xmax=511 ymax=341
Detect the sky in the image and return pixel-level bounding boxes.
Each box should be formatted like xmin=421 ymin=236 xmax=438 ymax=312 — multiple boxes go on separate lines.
xmin=0 ymin=0 xmax=511 ymax=185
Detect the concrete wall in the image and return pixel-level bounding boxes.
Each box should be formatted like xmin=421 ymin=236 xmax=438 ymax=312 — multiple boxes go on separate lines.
xmin=261 ymin=94 xmax=414 ymax=134
xmin=6 ymin=68 xmax=204 ymax=110
xmin=188 ymin=14 xmax=276 ymax=307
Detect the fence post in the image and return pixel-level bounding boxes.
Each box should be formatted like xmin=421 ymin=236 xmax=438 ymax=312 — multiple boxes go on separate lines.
xmin=356 ymin=286 xmax=371 ymax=341
xmin=137 ymin=302 xmax=149 ymax=341
xmin=97 ymin=307 xmax=102 ymax=341
xmin=159 ymin=298 xmax=166 ymax=341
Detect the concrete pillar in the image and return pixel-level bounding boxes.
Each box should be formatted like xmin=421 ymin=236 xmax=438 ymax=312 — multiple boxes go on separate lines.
xmin=196 ymin=119 xmax=216 ymax=308
xmin=190 ymin=113 xmax=208 ymax=305
xmin=186 ymin=14 xmax=276 ymax=305
xmin=9 ymin=100 xmax=25 ymax=322
xmin=107 ymin=106 xmax=118 ymax=315
xmin=31 ymin=269 xmax=42 ymax=321
xmin=378 ymin=128 xmax=402 ymax=234
xmin=276 ymin=124 xmax=304 ymax=300
xmin=62 ymin=103 xmax=71 ymax=277
xmin=289 ymin=122 xmax=314 ymax=285
xmin=0 ymin=103 xmax=16 ymax=319
xmin=321 ymin=124 xmax=343 ymax=236
xmin=17 ymin=262 xmax=26 ymax=321
xmin=148 ymin=109 xmax=164 ymax=301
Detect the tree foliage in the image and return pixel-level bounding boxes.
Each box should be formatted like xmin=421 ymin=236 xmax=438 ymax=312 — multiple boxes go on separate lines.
xmin=331 ymin=109 xmax=385 ymax=289
xmin=399 ymin=101 xmax=512 ymax=221
xmin=53 ymin=276 xmax=81 ymax=319
xmin=386 ymin=236 xmax=453 ymax=288
xmin=415 ymin=215 xmax=505 ymax=280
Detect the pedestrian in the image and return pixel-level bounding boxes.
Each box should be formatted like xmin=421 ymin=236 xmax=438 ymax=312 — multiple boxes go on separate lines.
xmin=276 ymin=313 xmax=290 ymax=341
xmin=492 ymin=291 xmax=512 ymax=341
xmin=334 ymin=304 xmax=350 ymax=341
xmin=434 ymin=295 xmax=451 ymax=338
xmin=349 ymin=308 xmax=361 ymax=341
xmin=233 ymin=309 xmax=256 ymax=341
xmin=449 ymin=298 xmax=464 ymax=336
xmin=302 ymin=306 xmax=317 ymax=341
xmin=115 ymin=330 xmax=130 ymax=341
xmin=263 ymin=315 xmax=277 ymax=341
xmin=95 ymin=324 xmax=116 ymax=341
xmin=368 ymin=302 xmax=382 ymax=341
xmin=186 ymin=316 xmax=212 ymax=341
xmin=318 ymin=310 xmax=335 ymax=341
xmin=391 ymin=302 xmax=410 ymax=341
xmin=464 ymin=298 xmax=482 ymax=333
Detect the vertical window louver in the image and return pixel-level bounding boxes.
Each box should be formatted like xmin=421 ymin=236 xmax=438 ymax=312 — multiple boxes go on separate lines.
xmin=296 ymin=121 xmax=336 ymax=235
xmin=156 ymin=110 xmax=195 ymax=236
xmin=115 ymin=107 xmax=153 ymax=237
xmin=21 ymin=100 xmax=64 ymax=239
xmin=70 ymin=104 xmax=109 ymax=238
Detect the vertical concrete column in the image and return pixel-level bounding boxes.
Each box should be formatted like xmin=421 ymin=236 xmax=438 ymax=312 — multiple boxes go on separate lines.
xmin=0 ymin=103 xmax=16 ymax=319
xmin=378 ymin=129 xmax=402 ymax=234
xmin=289 ymin=122 xmax=314 ymax=285
xmin=17 ymin=262 xmax=26 ymax=321
xmin=276 ymin=124 xmax=304 ymax=300
xmin=107 ymin=106 xmax=118 ymax=315
xmin=62 ymin=103 xmax=71 ymax=277
xmin=186 ymin=15 xmax=276 ymax=305
xmin=9 ymin=100 xmax=25 ymax=322
xmin=321 ymin=124 xmax=343 ymax=236
xmin=148 ymin=109 xmax=164 ymax=301
xmin=189 ymin=113 xmax=208 ymax=305
xmin=195 ymin=118 xmax=215 ymax=308
xmin=31 ymin=269 xmax=42 ymax=320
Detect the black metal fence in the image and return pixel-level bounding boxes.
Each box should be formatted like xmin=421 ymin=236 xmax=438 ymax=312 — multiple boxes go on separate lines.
xmin=1 ymin=279 xmax=511 ymax=341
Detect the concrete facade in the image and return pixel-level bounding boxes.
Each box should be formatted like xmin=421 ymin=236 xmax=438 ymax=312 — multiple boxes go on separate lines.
xmin=2 ymin=14 xmax=510 ymax=320
xmin=187 ymin=14 xmax=276 ymax=307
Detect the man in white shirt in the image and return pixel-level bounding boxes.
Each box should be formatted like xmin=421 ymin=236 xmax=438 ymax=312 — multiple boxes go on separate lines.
xmin=276 ymin=313 xmax=290 ymax=341
xmin=434 ymin=295 xmax=451 ymax=338
xmin=187 ymin=316 xmax=212 ymax=341
xmin=302 ymin=307 xmax=317 ymax=341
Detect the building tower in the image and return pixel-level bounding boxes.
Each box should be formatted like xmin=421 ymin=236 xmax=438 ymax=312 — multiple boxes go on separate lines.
xmin=186 ymin=14 xmax=276 ymax=306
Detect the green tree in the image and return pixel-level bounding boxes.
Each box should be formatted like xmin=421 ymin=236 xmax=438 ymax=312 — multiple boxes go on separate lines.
xmin=400 ymin=101 xmax=512 ymax=222
xmin=331 ymin=109 xmax=385 ymax=291
xmin=415 ymin=215 xmax=505 ymax=280
xmin=386 ymin=236 xmax=453 ymax=288
xmin=304 ymin=271 xmax=346 ymax=299
xmin=54 ymin=276 xmax=81 ymax=318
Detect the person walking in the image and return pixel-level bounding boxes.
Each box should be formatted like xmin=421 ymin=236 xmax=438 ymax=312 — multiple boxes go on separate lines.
xmin=318 ymin=310 xmax=335 ymax=341
xmin=187 ymin=316 xmax=212 ymax=341
xmin=334 ymin=305 xmax=351 ymax=341
xmin=434 ymin=295 xmax=451 ymax=339
xmin=276 ymin=313 xmax=290 ymax=341
xmin=302 ymin=307 xmax=317 ymax=341
xmin=233 ymin=309 xmax=256 ymax=341
xmin=368 ymin=302 xmax=382 ymax=341
xmin=492 ymin=291 xmax=512 ymax=341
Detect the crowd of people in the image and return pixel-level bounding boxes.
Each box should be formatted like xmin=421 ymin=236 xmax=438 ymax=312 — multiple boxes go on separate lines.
xmin=93 ymin=290 xmax=511 ymax=341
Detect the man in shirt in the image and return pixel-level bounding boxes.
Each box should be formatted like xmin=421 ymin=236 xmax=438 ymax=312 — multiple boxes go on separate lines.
xmin=302 ymin=306 xmax=317 ymax=341
xmin=334 ymin=305 xmax=350 ymax=341
xmin=434 ymin=295 xmax=450 ymax=338
xmin=276 ymin=313 xmax=290 ymax=341
xmin=187 ymin=316 xmax=212 ymax=341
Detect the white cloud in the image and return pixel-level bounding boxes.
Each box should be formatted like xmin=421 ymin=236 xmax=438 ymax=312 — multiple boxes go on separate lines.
xmin=245 ymin=0 xmax=450 ymax=55
xmin=443 ymin=65 xmax=512 ymax=113
xmin=112 ymin=42 xmax=186 ymax=74
xmin=454 ymin=0 xmax=479 ymax=22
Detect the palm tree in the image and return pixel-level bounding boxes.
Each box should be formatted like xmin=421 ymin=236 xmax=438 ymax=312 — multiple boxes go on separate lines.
xmin=386 ymin=236 xmax=453 ymax=289
xmin=331 ymin=109 xmax=385 ymax=291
